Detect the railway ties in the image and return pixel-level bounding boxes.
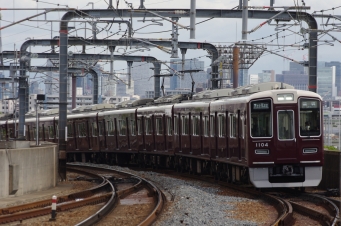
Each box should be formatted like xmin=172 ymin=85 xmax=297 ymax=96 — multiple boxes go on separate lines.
xmin=0 ymin=163 xmax=163 ymax=225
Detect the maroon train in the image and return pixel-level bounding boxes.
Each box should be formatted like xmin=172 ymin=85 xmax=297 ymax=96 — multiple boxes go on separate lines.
xmin=0 ymin=82 xmax=324 ymax=188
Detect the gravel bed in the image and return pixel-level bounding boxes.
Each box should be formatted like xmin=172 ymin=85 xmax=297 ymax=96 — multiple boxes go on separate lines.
xmin=91 ymin=163 xmax=273 ymax=226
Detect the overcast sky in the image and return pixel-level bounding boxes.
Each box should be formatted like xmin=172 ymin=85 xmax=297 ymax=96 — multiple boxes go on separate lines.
xmin=1 ymin=0 xmax=341 ymax=84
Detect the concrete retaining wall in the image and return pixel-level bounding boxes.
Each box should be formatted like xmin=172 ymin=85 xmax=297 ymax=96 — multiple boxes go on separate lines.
xmin=0 ymin=144 xmax=58 ymax=198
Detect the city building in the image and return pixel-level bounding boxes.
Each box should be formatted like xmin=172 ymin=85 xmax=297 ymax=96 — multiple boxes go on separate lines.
xmin=317 ymin=64 xmax=336 ymax=100
xmin=258 ymin=70 xmax=275 ymax=83
xmin=249 ymin=74 xmax=258 ymax=84
xmin=169 ymin=58 xmax=208 ymax=90
xmin=131 ymin=62 xmax=155 ymax=98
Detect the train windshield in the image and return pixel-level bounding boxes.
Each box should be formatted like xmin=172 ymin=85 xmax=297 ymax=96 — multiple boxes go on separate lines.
xmin=299 ymin=98 xmax=321 ymax=136
xmin=250 ymin=99 xmax=272 ymax=137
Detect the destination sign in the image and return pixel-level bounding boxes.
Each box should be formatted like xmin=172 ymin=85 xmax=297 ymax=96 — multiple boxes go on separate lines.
xmin=301 ymin=99 xmax=318 ymax=109
xmin=252 ymin=102 xmax=270 ymax=110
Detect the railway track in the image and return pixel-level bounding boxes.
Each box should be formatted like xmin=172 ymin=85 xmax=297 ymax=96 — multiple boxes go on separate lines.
xmin=131 ymin=166 xmax=341 ymax=226
xmin=0 ymin=163 xmax=163 ymax=225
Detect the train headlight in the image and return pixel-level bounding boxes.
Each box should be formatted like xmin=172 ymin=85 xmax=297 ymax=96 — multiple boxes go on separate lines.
xmin=277 ymin=94 xmax=294 ymax=101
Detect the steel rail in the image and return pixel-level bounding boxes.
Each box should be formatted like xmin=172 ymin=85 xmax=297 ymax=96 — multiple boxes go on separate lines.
xmin=67 ymin=163 xmax=164 ymax=226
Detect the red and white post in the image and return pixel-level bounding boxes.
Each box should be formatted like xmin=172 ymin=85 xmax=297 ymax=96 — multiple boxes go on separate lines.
xmin=49 ymin=195 xmax=57 ymax=221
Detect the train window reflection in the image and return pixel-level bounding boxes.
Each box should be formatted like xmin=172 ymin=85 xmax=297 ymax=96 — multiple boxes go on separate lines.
xmin=167 ymin=117 xmax=172 ymax=135
xmin=174 ymin=116 xmax=178 ymax=135
xmin=230 ymin=114 xmax=237 ymax=138
xmin=107 ymin=121 xmax=114 ymax=136
xmin=210 ymin=115 xmax=215 ymax=137
xmin=182 ymin=115 xmax=189 ymax=135
xmin=98 ymin=121 xmax=104 ymax=136
xmin=67 ymin=123 xmax=73 ymax=138
xmin=130 ymin=120 xmax=136 ymax=136
xmin=203 ymin=116 xmax=209 ymax=137
xmin=218 ymin=114 xmax=226 ymax=137
xmin=119 ymin=119 xmax=127 ymax=136
xmin=92 ymin=122 xmax=98 ymax=137
xmin=145 ymin=117 xmax=152 ymax=135
xmin=192 ymin=116 xmax=200 ymax=136
xmin=250 ymin=99 xmax=272 ymax=138
xmin=278 ymin=110 xmax=295 ymax=140
xmin=299 ymin=98 xmax=320 ymax=136
xmin=137 ymin=118 xmax=142 ymax=135
xmin=156 ymin=117 xmax=163 ymax=135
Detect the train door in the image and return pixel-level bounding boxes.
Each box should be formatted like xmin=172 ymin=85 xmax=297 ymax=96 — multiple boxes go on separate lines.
xmin=137 ymin=116 xmax=144 ymax=151
xmin=155 ymin=115 xmax=165 ymax=151
xmin=181 ymin=113 xmax=191 ymax=154
xmin=173 ymin=114 xmax=180 ymax=153
xmin=144 ymin=116 xmax=154 ymax=151
xmin=191 ymin=114 xmax=201 ymax=155
xmin=275 ymin=108 xmax=297 ymax=161
xmin=77 ymin=120 xmax=88 ymax=151
xmin=106 ymin=119 xmax=116 ymax=151
xmin=217 ymin=112 xmax=228 ymax=159
xmin=165 ymin=115 xmax=173 ymax=151
xmin=98 ymin=118 xmax=107 ymax=151
xmin=209 ymin=113 xmax=217 ymax=158
xmin=202 ymin=114 xmax=210 ymax=156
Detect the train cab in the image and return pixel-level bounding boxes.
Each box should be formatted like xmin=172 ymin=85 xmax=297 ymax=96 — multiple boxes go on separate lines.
xmin=248 ymin=89 xmax=323 ymax=188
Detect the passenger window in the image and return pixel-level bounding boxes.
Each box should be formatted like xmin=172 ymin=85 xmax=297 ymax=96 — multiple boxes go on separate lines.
xmin=55 ymin=124 xmax=59 ymax=138
xmin=137 ymin=118 xmax=142 ymax=135
xmin=192 ymin=116 xmax=200 ymax=136
xmin=210 ymin=115 xmax=215 ymax=137
xmin=119 ymin=119 xmax=127 ymax=136
xmin=167 ymin=117 xmax=173 ymax=135
xmin=145 ymin=117 xmax=152 ymax=135
xmin=182 ymin=115 xmax=189 ymax=135
xmin=78 ymin=123 xmax=86 ymax=137
xmin=67 ymin=123 xmax=73 ymax=138
xmin=0 ymin=127 xmax=5 ymax=140
xmin=107 ymin=121 xmax=114 ymax=136
xmin=156 ymin=117 xmax=163 ymax=135
xmin=230 ymin=114 xmax=237 ymax=138
xmin=98 ymin=121 xmax=104 ymax=136
xmin=203 ymin=116 xmax=209 ymax=137
xmin=218 ymin=114 xmax=226 ymax=137
xmin=174 ymin=116 xmax=178 ymax=135
xmin=130 ymin=120 xmax=136 ymax=136
xmin=32 ymin=127 xmax=37 ymax=140
xmin=48 ymin=126 xmax=54 ymax=139
xmin=92 ymin=122 xmax=98 ymax=137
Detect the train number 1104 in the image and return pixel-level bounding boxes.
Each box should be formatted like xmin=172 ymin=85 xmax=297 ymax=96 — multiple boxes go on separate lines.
xmin=255 ymin=143 xmax=268 ymax=147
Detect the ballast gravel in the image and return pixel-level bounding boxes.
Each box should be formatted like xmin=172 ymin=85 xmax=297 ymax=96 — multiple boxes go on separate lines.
xmin=93 ymin=164 xmax=261 ymax=226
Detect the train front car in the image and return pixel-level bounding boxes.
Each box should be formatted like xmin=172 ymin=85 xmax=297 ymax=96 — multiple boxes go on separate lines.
xmin=248 ymin=89 xmax=323 ymax=188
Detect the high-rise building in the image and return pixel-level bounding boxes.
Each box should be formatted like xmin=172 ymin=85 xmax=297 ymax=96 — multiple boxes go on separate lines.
xmin=325 ymin=61 xmax=341 ymax=95
xmin=131 ymin=62 xmax=155 ymax=98
xmin=317 ymin=65 xmax=336 ymax=99
xmin=258 ymin=70 xmax=275 ymax=83
xmin=170 ymin=58 xmax=207 ymax=91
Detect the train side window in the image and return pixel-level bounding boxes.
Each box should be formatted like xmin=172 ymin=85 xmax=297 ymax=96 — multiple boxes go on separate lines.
xmin=156 ymin=117 xmax=163 ymax=135
xmin=32 ymin=127 xmax=37 ymax=140
xmin=167 ymin=117 xmax=173 ymax=135
xmin=145 ymin=117 xmax=152 ymax=135
xmin=98 ymin=121 xmax=104 ymax=136
xmin=230 ymin=113 xmax=237 ymax=138
xmin=0 ymin=127 xmax=5 ymax=140
xmin=174 ymin=116 xmax=178 ymax=135
xmin=119 ymin=119 xmax=127 ymax=136
xmin=130 ymin=120 xmax=136 ymax=136
xmin=203 ymin=116 xmax=209 ymax=137
xmin=55 ymin=124 xmax=59 ymax=138
xmin=218 ymin=114 xmax=226 ymax=137
xmin=210 ymin=115 xmax=215 ymax=137
xmin=192 ymin=116 xmax=200 ymax=136
xmin=78 ymin=123 xmax=84 ymax=137
xmin=48 ymin=126 xmax=54 ymax=139
xmin=299 ymin=98 xmax=320 ymax=136
xmin=137 ymin=118 xmax=142 ymax=135
xmin=107 ymin=121 xmax=114 ymax=136
xmin=92 ymin=122 xmax=98 ymax=137
xmin=181 ymin=115 xmax=189 ymax=135
xmin=67 ymin=123 xmax=73 ymax=138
